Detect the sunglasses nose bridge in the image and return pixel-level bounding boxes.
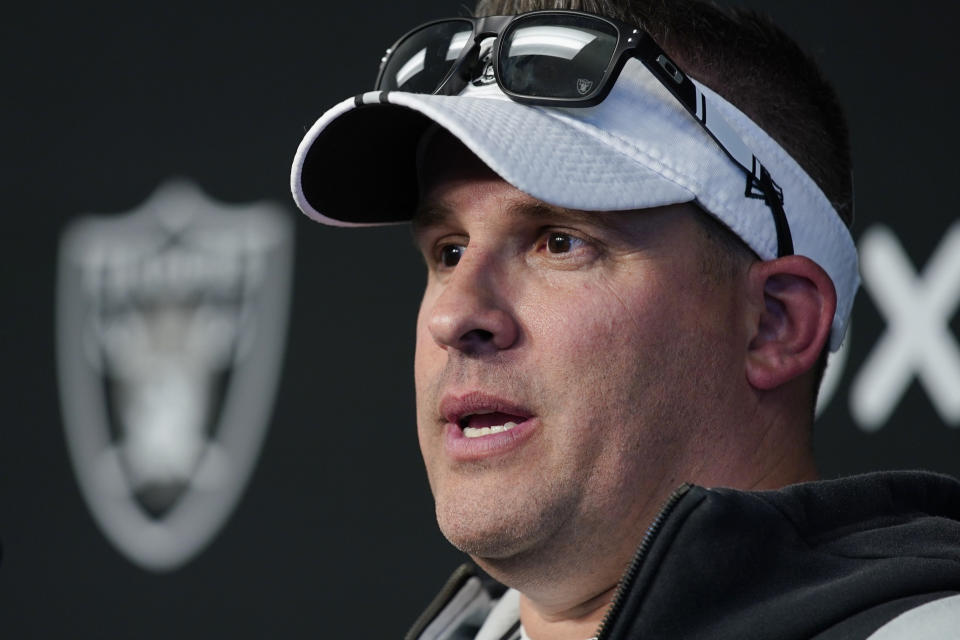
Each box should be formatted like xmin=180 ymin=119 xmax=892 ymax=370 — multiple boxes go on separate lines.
xmin=474 ymin=28 xmax=501 ymax=41
xmin=474 ymin=13 xmax=513 ymax=39
xmin=434 ymin=40 xmax=483 ymax=96
xmin=434 ymin=17 xmax=513 ymax=96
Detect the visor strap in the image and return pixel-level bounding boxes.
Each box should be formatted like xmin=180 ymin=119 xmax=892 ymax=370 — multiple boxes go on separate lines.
xmin=762 ymin=168 xmax=794 ymax=257
xmin=745 ymin=160 xmax=793 ymax=257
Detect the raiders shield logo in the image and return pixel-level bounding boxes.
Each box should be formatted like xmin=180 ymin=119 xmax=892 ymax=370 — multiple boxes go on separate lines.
xmin=55 ymin=179 xmax=293 ymax=572
xmin=576 ymin=78 xmax=594 ymax=96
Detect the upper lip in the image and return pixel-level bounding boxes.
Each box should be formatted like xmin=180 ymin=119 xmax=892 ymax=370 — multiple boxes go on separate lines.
xmin=439 ymin=391 xmax=534 ymax=427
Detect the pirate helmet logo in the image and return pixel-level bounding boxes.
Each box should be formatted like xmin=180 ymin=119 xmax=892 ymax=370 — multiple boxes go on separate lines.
xmin=56 ymin=179 xmax=293 ymax=572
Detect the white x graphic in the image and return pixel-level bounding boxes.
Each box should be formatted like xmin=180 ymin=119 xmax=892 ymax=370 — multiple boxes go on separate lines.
xmin=851 ymin=223 xmax=960 ymax=431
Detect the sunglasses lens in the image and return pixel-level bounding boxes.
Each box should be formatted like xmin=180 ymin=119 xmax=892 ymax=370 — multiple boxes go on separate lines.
xmin=500 ymin=15 xmax=618 ymax=100
xmin=379 ymin=20 xmax=474 ymax=92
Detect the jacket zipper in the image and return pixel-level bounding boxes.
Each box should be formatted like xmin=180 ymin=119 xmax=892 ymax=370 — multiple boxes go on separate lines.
xmin=593 ymin=483 xmax=693 ymax=640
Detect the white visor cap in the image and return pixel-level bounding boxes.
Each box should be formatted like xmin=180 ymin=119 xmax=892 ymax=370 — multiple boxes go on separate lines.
xmin=291 ymin=57 xmax=859 ymax=350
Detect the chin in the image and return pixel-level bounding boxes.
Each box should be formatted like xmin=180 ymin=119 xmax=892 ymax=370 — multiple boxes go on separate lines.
xmin=434 ymin=491 xmax=574 ymax=564
xmin=437 ymin=509 xmax=527 ymax=559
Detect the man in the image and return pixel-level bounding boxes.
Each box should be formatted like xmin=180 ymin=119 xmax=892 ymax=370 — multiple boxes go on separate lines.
xmin=291 ymin=1 xmax=960 ymax=638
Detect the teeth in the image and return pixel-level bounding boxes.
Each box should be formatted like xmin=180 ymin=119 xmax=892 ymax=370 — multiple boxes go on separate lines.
xmin=463 ymin=421 xmax=518 ymax=439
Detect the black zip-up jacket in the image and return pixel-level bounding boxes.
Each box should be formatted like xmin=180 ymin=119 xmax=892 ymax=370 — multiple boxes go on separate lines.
xmin=407 ymin=471 xmax=960 ymax=639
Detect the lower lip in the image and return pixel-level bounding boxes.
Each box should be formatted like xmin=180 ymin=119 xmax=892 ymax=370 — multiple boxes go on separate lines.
xmin=443 ymin=418 xmax=538 ymax=462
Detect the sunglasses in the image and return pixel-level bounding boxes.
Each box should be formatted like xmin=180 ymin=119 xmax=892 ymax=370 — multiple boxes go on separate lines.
xmin=375 ymin=10 xmax=794 ymax=257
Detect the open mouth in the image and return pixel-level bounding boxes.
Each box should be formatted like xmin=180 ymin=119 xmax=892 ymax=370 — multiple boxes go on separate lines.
xmin=458 ymin=411 xmax=528 ymax=439
xmin=441 ymin=393 xmax=535 ymax=446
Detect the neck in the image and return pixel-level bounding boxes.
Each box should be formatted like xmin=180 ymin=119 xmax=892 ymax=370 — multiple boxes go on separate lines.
xmin=518 ymin=585 xmax=615 ymax=640
xmin=740 ymin=386 xmax=819 ymax=489
xmin=683 ymin=382 xmax=818 ymax=490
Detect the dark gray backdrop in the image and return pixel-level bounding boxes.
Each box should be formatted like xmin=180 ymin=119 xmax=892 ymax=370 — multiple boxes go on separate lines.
xmin=2 ymin=1 xmax=958 ymax=637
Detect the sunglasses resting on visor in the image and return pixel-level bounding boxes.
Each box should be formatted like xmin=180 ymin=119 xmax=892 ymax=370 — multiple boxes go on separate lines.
xmin=376 ymin=10 xmax=794 ymax=258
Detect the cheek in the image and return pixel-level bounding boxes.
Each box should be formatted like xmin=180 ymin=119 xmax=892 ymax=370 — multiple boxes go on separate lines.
xmin=413 ymin=292 xmax=442 ymax=452
xmin=531 ymin=275 xmax=675 ymax=359
xmin=550 ymin=278 xmax=688 ymax=421
xmin=414 ymin=290 xmax=440 ymax=385
xmin=524 ymin=283 xmax=663 ymax=422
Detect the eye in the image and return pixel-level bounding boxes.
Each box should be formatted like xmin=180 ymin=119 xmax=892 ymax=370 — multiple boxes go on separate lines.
xmin=547 ymin=232 xmax=574 ymax=253
xmin=532 ymin=228 xmax=599 ymax=268
xmin=439 ymin=244 xmax=465 ymax=268
xmin=545 ymin=231 xmax=589 ymax=254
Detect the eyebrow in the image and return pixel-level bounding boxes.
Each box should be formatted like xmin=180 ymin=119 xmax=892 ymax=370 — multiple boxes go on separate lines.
xmin=411 ymin=201 xmax=452 ymax=233
xmin=412 ymin=197 xmax=628 ymax=235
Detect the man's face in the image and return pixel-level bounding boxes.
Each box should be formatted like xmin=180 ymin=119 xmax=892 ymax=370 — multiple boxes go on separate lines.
xmin=413 ymin=136 xmax=746 ymax=566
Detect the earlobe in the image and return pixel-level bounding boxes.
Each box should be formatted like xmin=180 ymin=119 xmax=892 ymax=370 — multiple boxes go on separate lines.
xmin=745 ymin=256 xmax=837 ymax=390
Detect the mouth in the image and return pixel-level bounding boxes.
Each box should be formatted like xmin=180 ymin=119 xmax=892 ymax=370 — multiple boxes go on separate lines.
xmin=441 ymin=392 xmax=534 ymax=439
xmin=457 ymin=411 xmax=528 ymax=439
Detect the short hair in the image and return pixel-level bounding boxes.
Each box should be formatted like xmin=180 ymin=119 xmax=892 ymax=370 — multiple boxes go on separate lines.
xmin=474 ymin=0 xmax=854 ymax=228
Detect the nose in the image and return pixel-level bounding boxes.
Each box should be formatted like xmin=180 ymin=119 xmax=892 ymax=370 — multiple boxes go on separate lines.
xmin=425 ymin=249 xmax=519 ymax=355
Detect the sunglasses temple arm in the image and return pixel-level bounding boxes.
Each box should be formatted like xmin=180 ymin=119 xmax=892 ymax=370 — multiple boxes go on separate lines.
xmin=630 ymin=39 xmax=761 ymax=186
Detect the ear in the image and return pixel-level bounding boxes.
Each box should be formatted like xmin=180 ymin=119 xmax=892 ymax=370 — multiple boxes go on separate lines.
xmin=745 ymin=256 xmax=837 ymax=390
